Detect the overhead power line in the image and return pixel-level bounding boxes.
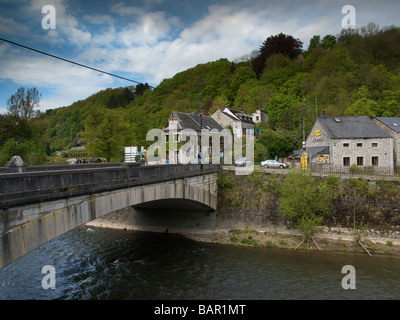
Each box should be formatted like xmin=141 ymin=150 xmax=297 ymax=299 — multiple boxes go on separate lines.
xmin=0 ymin=37 xmax=191 ymax=100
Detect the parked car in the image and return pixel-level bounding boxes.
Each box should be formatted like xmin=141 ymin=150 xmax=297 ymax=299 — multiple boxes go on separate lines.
xmin=261 ymin=159 xmax=288 ymax=169
xmin=235 ymin=158 xmax=252 ymax=167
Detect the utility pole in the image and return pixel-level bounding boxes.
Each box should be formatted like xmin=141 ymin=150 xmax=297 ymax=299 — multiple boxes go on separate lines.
xmin=302 ymin=99 xmax=306 ymax=151
xmin=302 ymin=99 xmax=308 ymax=170
xmin=198 ymin=109 xmax=203 ymax=170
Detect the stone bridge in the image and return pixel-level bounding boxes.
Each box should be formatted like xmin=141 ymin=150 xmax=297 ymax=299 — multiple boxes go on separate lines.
xmin=0 ymin=161 xmax=219 ymax=269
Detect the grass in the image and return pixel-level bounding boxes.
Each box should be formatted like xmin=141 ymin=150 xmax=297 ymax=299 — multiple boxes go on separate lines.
xmin=226 ymin=229 xmax=400 ymax=255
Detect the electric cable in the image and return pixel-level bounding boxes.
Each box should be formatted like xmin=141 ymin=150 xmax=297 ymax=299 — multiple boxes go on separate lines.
xmin=0 ymin=37 xmax=193 ymax=101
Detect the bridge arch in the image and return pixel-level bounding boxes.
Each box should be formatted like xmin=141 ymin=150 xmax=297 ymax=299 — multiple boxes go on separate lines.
xmin=0 ymin=164 xmax=218 ymax=269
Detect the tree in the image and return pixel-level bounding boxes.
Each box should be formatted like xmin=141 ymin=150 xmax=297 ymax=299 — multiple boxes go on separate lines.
xmin=228 ymin=66 xmax=257 ymax=100
xmin=307 ymin=35 xmax=321 ymax=52
xmin=0 ymin=113 xmax=33 ymax=147
xmin=84 ymin=107 xmax=131 ymax=162
xmin=7 ymin=87 xmax=41 ymax=120
xmin=321 ymin=34 xmax=337 ymax=49
xmin=135 ymin=83 xmax=151 ymax=96
xmin=0 ymin=138 xmax=45 ymax=166
xmin=344 ymin=86 xmax=378 ymax=116
xmin=265 ymin=93 xmax=299 ymax=130
xmin=252 ymin=33 xmax=303 ymax=78
xmin=255 ymin=126 xmax=299 ymax=162
xmin=345 ymin=98 xmax=378 ymax=117
xmin=278 ymin=170 xmax=336 ymax=250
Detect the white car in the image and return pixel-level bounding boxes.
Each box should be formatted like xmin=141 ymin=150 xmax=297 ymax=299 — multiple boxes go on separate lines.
xmin=235 ymin=158 xmax=252 ymax=167
xmin=261 ymin=159 xmax=288 ymax=169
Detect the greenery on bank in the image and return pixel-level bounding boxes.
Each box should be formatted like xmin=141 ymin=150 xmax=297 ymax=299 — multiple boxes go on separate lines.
xmin=217 ymin=169 xmax=400 ymax=253
xmin=278 ymin=170 xmax=338 ymax=240
xmin=1 ymin=23 xmax=400 ymax=165
xmin=226 ymin=228 xmax=399 ymax=254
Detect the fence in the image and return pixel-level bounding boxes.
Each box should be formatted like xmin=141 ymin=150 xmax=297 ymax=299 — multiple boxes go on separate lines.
xmin=309 ymin=164 xmax=398 ymax=180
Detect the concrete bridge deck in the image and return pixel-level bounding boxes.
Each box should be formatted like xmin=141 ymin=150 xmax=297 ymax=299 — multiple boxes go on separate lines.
xmin=0 ymin=163 xmax=219 ymax=268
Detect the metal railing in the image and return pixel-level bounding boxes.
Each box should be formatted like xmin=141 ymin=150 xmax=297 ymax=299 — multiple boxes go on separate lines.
xmin=309 ymin=164 xmax=398 ymax=180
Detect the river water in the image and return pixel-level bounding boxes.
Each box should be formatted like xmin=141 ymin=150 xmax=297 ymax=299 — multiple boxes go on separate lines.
xmin=0 ymin=225 xmax=400 ymax=300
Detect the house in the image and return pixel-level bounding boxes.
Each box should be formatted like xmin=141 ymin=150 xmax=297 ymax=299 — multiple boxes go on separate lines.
xmin=211 ymin=107 xmax=255 ymax=138
xmin=251 ymin=109 xmax=268 ymax=124
xmin=302 ymin=112 xmax=394 ymax=171
xmin=163 ymin=111 xmax=225 ymax=164
xmin=373 ymin=117 xmax=400 ymax=168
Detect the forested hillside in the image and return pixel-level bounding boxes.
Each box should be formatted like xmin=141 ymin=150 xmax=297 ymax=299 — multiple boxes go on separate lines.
xmin=1 ymin=23 xmax=399 ymax=165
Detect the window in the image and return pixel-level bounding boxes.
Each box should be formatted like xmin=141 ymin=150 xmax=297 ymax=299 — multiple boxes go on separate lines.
xmin=165 ymin=134 xmax=169 ymax=143
xmin=343 ymin=157 xmax=350 ymax=167
xmin=174 ymin=150 xmax=179 ymax=163
xmin=372 ymin=156 xmax=379 ymax=166
xmin=173 ymin=133 xmax=180 ymax=142
xmin=357 ymin=143 xmax=363 ymax=147
xmin=357 ymin=157 xmax=364 ymax=166
xmin=343 ymin=143 xmax=349 ymax=147
xmin=371 ymin=143 xmax=378 ymax=148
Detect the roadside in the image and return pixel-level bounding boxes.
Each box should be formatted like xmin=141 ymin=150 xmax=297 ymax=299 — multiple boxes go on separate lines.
xmin=181 ymin=228 xmax=400 ymax=256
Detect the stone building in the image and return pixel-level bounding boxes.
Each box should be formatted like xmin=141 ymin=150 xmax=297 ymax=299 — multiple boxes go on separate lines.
xmin=211 ymin=107 xmax=255 ymax=138
xmin=304 ymin=112 xmax=394 ymax=172
xmin=163 ymin=111 xmax=224 ymax=164
xmin=251 ymin=109 xmax=268 ymax=124
xmin=373 ymin=117 xmax=400 ymax=168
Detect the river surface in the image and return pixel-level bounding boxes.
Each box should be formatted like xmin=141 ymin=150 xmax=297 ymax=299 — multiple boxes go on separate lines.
xmin=0 ymin=225 xmax=400 ymax=300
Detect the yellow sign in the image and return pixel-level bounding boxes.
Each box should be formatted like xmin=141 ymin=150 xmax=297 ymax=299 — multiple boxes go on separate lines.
xmin=314 ymin=129 xmax=322 ymax=136
xmin=301 ymin=152 xmax=308 ymax=170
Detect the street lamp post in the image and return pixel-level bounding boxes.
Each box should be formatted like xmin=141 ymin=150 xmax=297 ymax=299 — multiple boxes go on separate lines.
xmin=198 ymin=109 xmax=203 ymax=169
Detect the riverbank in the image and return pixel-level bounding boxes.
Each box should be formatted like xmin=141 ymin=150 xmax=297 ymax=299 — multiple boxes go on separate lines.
xmin=87 ymin=169 xmax=400 ymax=256
xmin=86 ymin=217 xmax=400 ymax=256
xmin=184 ymin=228 xmax=400 ymax=256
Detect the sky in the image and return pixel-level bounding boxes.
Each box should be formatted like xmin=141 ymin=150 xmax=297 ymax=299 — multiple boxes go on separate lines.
xmin=0 ymin=0 xmax=399 ymax=114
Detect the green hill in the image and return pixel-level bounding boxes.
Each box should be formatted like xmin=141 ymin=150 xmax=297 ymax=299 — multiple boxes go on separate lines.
xmin=1 ymin=23 xmax=399 ymax=165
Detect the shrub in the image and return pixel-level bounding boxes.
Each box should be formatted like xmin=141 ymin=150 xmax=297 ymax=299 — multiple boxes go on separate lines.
xmin=278 ymin=169 xmax=335 ymax=239
xmin=217 ymin=176 xmax=232 ymax=189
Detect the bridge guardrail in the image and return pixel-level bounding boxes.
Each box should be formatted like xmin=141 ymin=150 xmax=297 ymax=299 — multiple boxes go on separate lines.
xmin=0 ymin=163 xmax=220 ymax=209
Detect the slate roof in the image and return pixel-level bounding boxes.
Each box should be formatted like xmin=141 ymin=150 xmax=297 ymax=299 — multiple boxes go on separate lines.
xmin=168 ymin=112 xmax=224 ymax=131
xmin=374 ymin=117 xmax=400 ymax=133
xmin=291 ymin=146 xmax=330 ymax=159
xmin=318 ymin=116 xmax=391 ymax=139
xmin=224 ymin=107 xmax=254 ymax=124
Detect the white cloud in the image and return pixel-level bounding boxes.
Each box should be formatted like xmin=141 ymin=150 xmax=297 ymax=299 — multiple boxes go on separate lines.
xmin=21 ymin=0 xmax=92 ymax=46
xmin=1 ymin=0 xmax=399 ymax=111
xmin=0 ymin=15 xmax=31 ymax=37
xmin=0 ymin=43 xmax=114 ymax=111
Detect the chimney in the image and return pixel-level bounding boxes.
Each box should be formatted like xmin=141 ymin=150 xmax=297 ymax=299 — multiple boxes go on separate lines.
xmin=321 ymin=111 xmax=327 ymax=119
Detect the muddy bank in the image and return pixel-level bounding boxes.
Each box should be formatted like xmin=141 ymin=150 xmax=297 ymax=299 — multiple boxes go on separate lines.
xmin=87 ymin=205 xmax=400 ymax=256
xmin=87 ymin=170 xmax=400 ymax=256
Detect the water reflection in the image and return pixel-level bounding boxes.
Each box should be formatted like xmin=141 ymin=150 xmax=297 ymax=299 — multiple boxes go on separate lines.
xmin=1 ymin=226 xmax=400 ymax=300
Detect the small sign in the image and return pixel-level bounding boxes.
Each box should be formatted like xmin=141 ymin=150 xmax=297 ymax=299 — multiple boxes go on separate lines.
xmin=314 ymin=129 xmax=322 ymax=136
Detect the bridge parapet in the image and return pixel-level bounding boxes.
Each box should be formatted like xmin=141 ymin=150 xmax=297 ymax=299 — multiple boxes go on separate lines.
xmin=0 ymin=163 xmax=220 ymax=209
xmin=0 ymin=163 xmax=219 ymax=269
